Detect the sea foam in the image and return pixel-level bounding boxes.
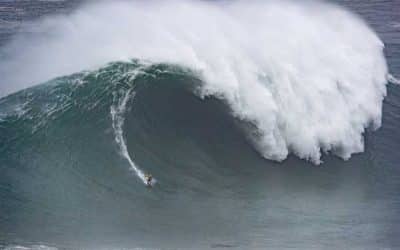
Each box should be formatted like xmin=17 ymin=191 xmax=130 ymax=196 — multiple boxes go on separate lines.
xmin=0 ymin=0 xmax=389 ymax=163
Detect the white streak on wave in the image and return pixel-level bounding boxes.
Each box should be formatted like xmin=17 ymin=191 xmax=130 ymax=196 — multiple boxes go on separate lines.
xmin=110 ymin=89 xmax=147 ymax=184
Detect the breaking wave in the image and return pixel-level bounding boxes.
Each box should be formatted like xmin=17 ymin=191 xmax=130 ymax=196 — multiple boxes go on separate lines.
xmin=0 ymin=0 xmax=389 ymax=165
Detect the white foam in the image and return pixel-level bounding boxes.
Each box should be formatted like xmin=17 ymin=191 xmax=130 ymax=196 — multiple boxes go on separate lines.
xmin=3 ymin=245 xmax=58 ymax=250
xmin=0 ymin=0 xmax=389 ymax=163
xmin=388 ymin=74 xmax=400 ymax=85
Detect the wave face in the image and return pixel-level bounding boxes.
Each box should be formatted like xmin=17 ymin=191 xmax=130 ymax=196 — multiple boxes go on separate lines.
xmin=1 ymin=61 xmax=251 ymax=188
xmin=0 ymin=59 xmax=397 ymax=249
xmin=0 ymin=0 xmax=389 ymax=163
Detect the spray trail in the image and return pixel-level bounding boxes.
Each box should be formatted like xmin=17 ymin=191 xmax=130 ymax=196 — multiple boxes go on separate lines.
xmin=110 ymin=88 xmax=147 ymax=184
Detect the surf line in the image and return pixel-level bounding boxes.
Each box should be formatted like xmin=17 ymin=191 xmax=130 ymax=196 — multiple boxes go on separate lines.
xmin=110 ymin=89 xmax=147 ymax=184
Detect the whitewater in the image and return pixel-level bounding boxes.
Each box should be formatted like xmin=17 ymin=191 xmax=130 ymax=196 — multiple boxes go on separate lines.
xmin=0 ymin=0 xmax=389 ymax=164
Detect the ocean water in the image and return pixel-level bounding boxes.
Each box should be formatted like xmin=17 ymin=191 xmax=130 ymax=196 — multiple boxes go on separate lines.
xmin=0 ymin=0 xmax=399 ymax=249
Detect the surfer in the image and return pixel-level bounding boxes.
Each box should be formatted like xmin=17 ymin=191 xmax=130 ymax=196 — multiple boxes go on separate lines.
xmin=145 ymin=174 xmax=153 ymax=187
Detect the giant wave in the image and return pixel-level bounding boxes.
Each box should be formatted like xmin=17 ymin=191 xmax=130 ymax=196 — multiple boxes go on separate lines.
xmin=0 ymin=0 xmax=389 ymax=165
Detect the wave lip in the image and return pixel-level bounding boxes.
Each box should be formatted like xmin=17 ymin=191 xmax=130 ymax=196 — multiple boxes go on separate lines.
xmin=0 ymin=0 xmax=389 ymax=164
